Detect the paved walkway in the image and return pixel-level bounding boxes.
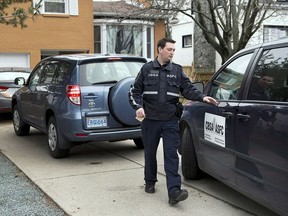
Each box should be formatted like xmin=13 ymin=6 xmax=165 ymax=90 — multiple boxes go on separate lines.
xmin=0 ymin=116 xmax=278 ymax=216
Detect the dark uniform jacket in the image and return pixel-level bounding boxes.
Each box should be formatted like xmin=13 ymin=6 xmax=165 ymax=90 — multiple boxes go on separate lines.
xmin=129 ymin=58 xmax=205 ymax=121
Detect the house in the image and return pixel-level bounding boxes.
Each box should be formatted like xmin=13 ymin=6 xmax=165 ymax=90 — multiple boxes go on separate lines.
xmin=0 ymin=0 xmax=94 ymax=68
xmin=0 ymin=0 xmax=166 ymax=69
xmin=92 ymin=0 xmax=166 ymax=60
xmin=170 ymin=1 xmax=288 ymax=82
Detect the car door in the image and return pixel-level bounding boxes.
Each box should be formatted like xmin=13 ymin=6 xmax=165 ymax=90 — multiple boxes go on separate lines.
xmin=235 ymin=45 xmax=288 ymax=214
xmin=200 ymin=51 xmax=256 ymax=182
xmin=19 ymin=64 xmax=43 ymax=124
xmin=32 ymin=61 xmax=58 ymax=128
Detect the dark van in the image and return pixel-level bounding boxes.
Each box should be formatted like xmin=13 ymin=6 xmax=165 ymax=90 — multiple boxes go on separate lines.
xmin=179 ymin=38 xmax=288 ymax=216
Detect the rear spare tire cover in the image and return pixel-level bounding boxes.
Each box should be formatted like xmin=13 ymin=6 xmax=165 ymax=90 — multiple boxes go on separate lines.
xmin=109 ymin=77 xmax=140 ymax=126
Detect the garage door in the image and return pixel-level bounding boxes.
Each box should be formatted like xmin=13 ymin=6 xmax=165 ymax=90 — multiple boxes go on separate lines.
xmin=0 ymin=53 xmax=30 ymax=68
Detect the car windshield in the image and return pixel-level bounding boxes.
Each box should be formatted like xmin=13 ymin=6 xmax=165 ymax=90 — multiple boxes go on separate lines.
xmin=79 ymin=59 xmax=145 ymax=85
xmin=0 ymin=72 xmax=30 ymax=81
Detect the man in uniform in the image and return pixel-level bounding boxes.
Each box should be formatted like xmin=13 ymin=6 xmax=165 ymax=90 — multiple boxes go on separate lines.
xmin=129 ymin=38 xmax=217 ymax=205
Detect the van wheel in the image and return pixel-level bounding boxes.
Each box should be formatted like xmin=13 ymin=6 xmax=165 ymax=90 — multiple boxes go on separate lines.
xmin=12 ymin=104 xmax=30 ymax=136
xmin=47 ymin=116 xmax=70 ymax=158
xmin=181 ymin=126 xmax=201 ymax=180
xmin=133 ymin=138 xmax=144 ymax=149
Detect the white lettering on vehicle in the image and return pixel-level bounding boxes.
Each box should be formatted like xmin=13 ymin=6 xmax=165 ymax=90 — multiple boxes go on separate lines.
xmin=204 ymin=113 xmax=226 ymax=147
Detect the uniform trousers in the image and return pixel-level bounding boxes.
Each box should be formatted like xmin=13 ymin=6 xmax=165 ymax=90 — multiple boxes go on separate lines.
xmin=141 ymin=118 xmax=181 ymax=195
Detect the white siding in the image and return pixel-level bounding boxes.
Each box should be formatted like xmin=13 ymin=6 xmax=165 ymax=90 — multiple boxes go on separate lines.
xmin=171 ymin=21 xmax=194 ymax=67
xmin=247 ymin=11 xmax=288 ymax=47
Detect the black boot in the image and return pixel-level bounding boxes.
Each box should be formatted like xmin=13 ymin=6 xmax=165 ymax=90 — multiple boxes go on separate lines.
xmin=145 ymin=183 xmax=155 ymax=194
xmin=168 ymin=189 xmax=188 ymax=204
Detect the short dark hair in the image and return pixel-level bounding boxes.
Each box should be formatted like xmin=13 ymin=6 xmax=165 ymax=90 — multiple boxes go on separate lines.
xmin=157 ymin=38 xmax=176 ymax=52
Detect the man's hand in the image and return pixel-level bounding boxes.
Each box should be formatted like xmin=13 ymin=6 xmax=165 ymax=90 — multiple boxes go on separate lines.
xmin=203 ymin=96 xmax=218 ymax=105
xmin=136 ymin=108 xmax=146 ymax=118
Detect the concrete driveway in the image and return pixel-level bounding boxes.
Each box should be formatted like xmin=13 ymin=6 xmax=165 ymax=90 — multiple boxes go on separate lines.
xmin=0 ymin=118 xmax=277 ymax=216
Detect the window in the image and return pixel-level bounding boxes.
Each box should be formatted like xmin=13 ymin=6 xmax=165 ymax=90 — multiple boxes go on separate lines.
xmin=210 ymin=53 xmax=253 ymax=100
xmin=146 ymin=27 xmax=152 ymax=58
xmin=247 ymin=47 xmax=288 ymax=102
xmin=53 ymin=62 xmax=71 ymax=84
xmin=40 ymin=61 xmax=58 ymax=84
xmin=93 ymin=24 xmax=154 ymax=58
xmin=106 ymin=25 xmax=143 ymax=56
xmin=80 ymin=60 xmax=145 ymax=85
xmin=34 ymin=0 xmax=78 ymax=15
xmin=182 ymin=35 xmax=192 ymax=48
xmin=264 ymin=25 xmax=288 ymax=42
xmin=44 ymin=0 xmax=66 ymax=14
xmin=94 ymin=26 xmax=101 ymax=53
xmin=29 ymin=65 xmax=43 ymax=85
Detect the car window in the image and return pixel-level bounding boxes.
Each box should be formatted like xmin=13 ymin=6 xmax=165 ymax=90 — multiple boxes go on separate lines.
xmin=210 ymin=53 xmax=254 ymax=100
xmin=39 ymin=61 xmax=58 ymax=84
xmin=80 ymin=60 xmax=144 ymax=85
xmin=53 ymin=61 xmax=71 ymax=84
xmin=29 ymin=65 xmax=44 ymax=85
xmin=247 ymin=46 xmax=288 ymax=102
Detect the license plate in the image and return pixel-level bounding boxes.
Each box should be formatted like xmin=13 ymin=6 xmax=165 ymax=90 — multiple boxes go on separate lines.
xmin=86 ymin=116 xmax=107 ymax=128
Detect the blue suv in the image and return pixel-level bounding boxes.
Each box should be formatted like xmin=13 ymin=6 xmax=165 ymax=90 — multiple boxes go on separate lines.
xmin=12 ymin=54 xmax=146 ymax=158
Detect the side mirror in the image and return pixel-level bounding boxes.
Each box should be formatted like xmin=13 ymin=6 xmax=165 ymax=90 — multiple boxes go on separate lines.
xmin=192 ymin=81 xmax=204 ymax=93
xmin=14 ymin=77 xmax=26 ymax=86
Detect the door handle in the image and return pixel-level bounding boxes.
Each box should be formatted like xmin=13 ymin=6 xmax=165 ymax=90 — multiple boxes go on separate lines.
xmin=222 ymin=111 xmax=233 ymax=119
xmin=236 ymin=113 xmax=251 ymax=121
xmin=83 ymin=95 xmax=98 ymax=99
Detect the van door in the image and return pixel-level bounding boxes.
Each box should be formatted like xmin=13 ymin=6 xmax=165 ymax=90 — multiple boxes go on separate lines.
xmin=235 ymin=46 xmax=288 ymax=214
xmin=203 ymin=52 xmax=255 ymax=183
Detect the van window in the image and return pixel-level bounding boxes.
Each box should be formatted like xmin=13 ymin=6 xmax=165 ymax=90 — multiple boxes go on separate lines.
xmin=210 ymin=53 xmax=253 ymax=100
xmin=247 ymin=47 xmax=288 ymax=102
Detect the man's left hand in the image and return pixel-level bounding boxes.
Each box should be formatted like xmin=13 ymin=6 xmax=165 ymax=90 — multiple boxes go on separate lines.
xmin=203 ymin=96 xmax=218 ymax=105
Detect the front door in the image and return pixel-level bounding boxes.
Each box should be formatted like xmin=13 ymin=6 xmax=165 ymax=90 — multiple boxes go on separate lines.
xmin=203 ymin=52 xmax=255 ymax=183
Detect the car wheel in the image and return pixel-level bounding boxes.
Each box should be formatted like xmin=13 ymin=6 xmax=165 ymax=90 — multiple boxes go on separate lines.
xmin=12 ymin=104 xmax=30 ymax=136
xmin=109 ymin=77 xmax=140 ymax=126
xmin=47 ymin=116 xmax=70 ymax=159
xmin=133 ymin=138 xmax=144 ymax=149
xmin=181 ymin=126 xmax=201 ymax=180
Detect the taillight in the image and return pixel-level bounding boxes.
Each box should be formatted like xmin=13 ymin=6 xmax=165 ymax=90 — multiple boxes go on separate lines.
xmin=66 ymin=85 xmax=81 ymax=105
xmin=0 ymin=86 xmax=8 ymax=92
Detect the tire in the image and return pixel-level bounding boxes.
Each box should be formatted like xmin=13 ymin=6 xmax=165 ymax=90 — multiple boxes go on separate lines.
xmin=12 ymin=104 xmax=30 ymax=136
xmin=109 ymin=77 xmax=140 ymax=126
xmin=47 ymin=116 xmax=70 ymax=159
xmin=133 ymin=138 xmax=144 ymax=149
xmin=181 ymin=126 xmax=202 ymax=180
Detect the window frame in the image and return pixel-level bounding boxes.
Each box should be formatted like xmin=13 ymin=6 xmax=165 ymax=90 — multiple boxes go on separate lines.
xmin=43 ymin=0 xmax=68 ymax=14
xmin=209 ymin=52 xmax=254 ymax=100
xmin=182 ymin=35 xmax=192 ymax=48
xmin=247 ymin=46 xmax=288 ymax=102
xmin=263 ymin=25 xmax=288 ymax=43
xmin=93 ymin=21 xmax=154 ymax=59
